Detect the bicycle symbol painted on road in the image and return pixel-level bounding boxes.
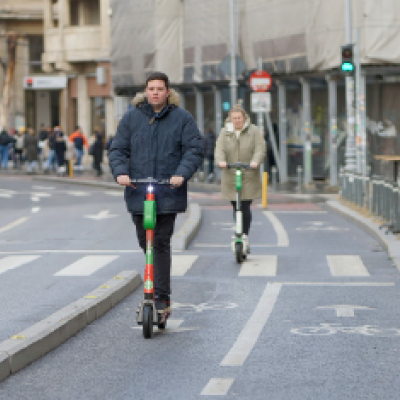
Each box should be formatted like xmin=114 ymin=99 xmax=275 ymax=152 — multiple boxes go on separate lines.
xmin=291 ymin=323 xmax=400 ymax=337
xmin=172 ymin=302 xmax=238 ymax=313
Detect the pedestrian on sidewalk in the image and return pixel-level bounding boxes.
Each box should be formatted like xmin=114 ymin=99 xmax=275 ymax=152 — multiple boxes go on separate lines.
xmin=109 ymin=71 xmax=204 ymax=319
xmin=204 ymin=127 xmax=216 ymax=181
xmin=44 ymin=129 xmax=58 ymax=172
xmin=0 ymin=128 xmax=13 ymax=170
xmin=69 ymin=126 xmax=88 ymax=172
xmin=215 ymin=103 xmax=266 ymax=252
xmin=24 ymin=128 xmax=39 ymax=174
xmin=13 ymin=130 xmax=25 ymax=169
xmin=54 ymin=129 xmax=67 ymax=176
xmin=92 ymin=131 xmax=104 ymax=177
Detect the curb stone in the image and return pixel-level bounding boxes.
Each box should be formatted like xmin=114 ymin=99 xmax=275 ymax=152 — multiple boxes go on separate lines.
xmin=0 ymin=270 xmax=142 ymax=382
xmin=326 ymin=200 xmax=400 ymax=272
xmin=172 ymin=203 xmax=202 ymax=251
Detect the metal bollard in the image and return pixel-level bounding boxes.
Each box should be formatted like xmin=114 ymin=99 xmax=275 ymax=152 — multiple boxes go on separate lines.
xmin=296 ymin=166 xmax=303 ymax=192
xmin=271 ymin=166 xmax=277 ymax=191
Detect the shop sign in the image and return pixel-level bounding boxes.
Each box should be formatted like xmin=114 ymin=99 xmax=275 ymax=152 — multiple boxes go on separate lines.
xmin=24 ymin=76 xmax=67 ymax=90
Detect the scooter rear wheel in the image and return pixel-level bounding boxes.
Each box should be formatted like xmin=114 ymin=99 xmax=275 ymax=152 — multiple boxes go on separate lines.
xmin=235 ymin=242 xmax=244 ymax=264
xmin=142 ymin=304 xmax=154 ymax=339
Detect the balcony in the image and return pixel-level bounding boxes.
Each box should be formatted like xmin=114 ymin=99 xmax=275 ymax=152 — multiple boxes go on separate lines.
xmin=43 ymin=25 xmax=108 ymax=65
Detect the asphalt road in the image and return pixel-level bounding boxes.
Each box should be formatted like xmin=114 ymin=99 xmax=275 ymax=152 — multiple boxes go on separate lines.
xmin=1 ymin=176 xmax=400 ymax=399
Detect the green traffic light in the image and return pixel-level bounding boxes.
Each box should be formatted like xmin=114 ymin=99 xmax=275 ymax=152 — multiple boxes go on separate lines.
xmin=341 ymin=62 xmax=354 ymax=72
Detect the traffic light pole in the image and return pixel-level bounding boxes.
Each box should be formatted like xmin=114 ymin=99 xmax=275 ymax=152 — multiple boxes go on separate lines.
xmin=344 ymin=0 xmax=356 ymax=172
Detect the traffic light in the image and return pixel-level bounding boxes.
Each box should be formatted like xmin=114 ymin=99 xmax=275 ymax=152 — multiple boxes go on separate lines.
xmin=341 ymin=44 xmax=355 ymax=73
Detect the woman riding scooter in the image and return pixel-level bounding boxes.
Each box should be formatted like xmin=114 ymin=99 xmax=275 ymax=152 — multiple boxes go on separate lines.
xmin=215 ymin=103 xmax=266 ymax=253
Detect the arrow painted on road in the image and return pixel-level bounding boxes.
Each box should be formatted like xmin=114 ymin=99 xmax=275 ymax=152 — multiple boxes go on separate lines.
xmin=84 ymin=210 xmax=118 ymax=220
xmin=317 ymin=305 xmax=374 ymax=317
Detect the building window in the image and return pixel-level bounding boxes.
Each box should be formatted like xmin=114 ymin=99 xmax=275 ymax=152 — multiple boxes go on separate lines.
xmin=70 ymin=0 xmax=100 ymax=26
xmin=28 ymin=36 xmax=44 ymax=73
xmin=91 ymin=97 xmax=106 ymax=138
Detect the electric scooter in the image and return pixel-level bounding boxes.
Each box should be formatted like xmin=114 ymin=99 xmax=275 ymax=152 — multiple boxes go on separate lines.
xmin=227 ymin=163 xmax=252 ymax=264
xmin=132 ymin=178 xmax=173 ymax=339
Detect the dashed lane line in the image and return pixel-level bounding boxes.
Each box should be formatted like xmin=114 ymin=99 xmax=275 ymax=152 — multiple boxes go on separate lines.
xmin=54 ymin=255 xmax=119 ymax=276
xmin=171 ymin=255 xmax=198 ymax=276
xmin=327 ymin=255 xmax=370 ymax=277
xmin=201 ymin=378 xmax=235 ymax=396
xmin=238 ymin=256 xmax=277 ymax=276
xmin=0 ymin=255 xmax=40 ymax=275
xmin=0 ymin=217 xmax=29 ymax=235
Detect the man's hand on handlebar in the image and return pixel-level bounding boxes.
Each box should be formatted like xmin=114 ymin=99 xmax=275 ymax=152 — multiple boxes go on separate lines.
xmin=117 ymin=175 xmax=131 ymax=186
xmin=170 ymin=176 xmax=184 ymax=187
xmin=219 ymin=162 xmax=227 ymax=168
xmin=250 ymin=162 xmax=258 ymax=169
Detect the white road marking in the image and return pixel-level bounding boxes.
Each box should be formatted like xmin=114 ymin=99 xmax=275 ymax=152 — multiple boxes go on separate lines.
xmin=327 ymin=255 xmax=369 ymax=277
xmin=171 ymin=255 xmax=198 ymax=276
xmin=132 ymin=319 xmax=198 ymax=333
xmin=201 ymin=378 xmax=235 ymax=396
xmin=54 ymin=255 xmax=119 ymax=276
xmin=104 ymin=191 xmax=122 ymax=196
xmin=66 ymin=191 xmax=91 ymax=197
xmin=0 ymin=255 xmax=40 ymax=275
xmin=0 ymin=217 xmax=29 ymax=235
xmin=31 ymin=207 xmax=40 ymax=213
xmin=32 ymin=185 xmax=55 ymax=190
xmin=194 ymin=244 xmax=279 ymax=248
xmin=317 ymin=305 xmax=374 ymax=317
xmin=276 ymin=282 xmax=394 ymax=286
xmin=272 ymin=211 xmax=327 ymax=214
xmin=0 ymin=250 xmax=142 ymax=254
xmin=0 ymin=193 xmax=12 ymax=198
xmin=30 ymin=192 xmax=51 ymax=198
xmin=239 ymin=256 xmax=277 ymax=276
xmin=31 ymin=197 xmax=40 ymax=202
xmin=220 ymin=283 xmax=282 ymax=366
xmin=263 ymin=211 xmax=289 ymax=247
xmin=84 ymin=210 xmax=119 ymax=220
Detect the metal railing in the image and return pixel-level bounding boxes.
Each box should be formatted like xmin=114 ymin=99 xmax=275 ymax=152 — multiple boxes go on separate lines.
xmin=339 ymin=169 xmax=400 ymax=234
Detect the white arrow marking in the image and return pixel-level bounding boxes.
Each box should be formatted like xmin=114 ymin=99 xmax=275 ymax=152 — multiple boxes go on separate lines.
xmin=31 ymin=197 xmax=39 ymax=202
xmin=31 ymin=207 xmax=40 ymax=213
xmin=132 ymin=319 xmax=198 ymax=333
xmin=84 ymin=210 xmax=118 ymax=220
xmin=317 ymin=305 xmax=374 ymax=317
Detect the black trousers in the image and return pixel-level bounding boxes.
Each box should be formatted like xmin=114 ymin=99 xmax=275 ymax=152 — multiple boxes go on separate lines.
xmin=230 ymin=200 xmax=252 ymax=235
xmin=131 ymin=213 xmax=177 ymax=298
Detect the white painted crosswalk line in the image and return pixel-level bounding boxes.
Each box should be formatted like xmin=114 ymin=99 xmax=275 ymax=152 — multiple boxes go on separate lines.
xmin=239 ymin=256 xmax=277 ymax=276
xmin=201 ymin=378 xmax=235 ymax=396
xmin=327 ymin=255 xmax=370 ymax=277
xmin=0 ymin=256 xmax=40 ymax=275
xmin=171 ymin=255 xmax=198 ymax=276
xmin=54 ymin=255 xmax=119 ymax=276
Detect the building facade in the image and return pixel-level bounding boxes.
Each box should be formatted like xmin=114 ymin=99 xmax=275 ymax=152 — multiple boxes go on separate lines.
xmin=0 ymin=0 xmax=115 ymax=140
xmin=110 ymin=0 xmax=400 ymax=184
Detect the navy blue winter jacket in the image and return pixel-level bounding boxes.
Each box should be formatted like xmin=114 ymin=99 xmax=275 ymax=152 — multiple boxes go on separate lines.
xmin=108 ymin=90 xmax=204 ymax=214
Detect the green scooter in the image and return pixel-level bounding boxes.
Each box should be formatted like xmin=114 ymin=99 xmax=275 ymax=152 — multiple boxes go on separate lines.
xmin=227 ymin=163 xmax=252 ymax=263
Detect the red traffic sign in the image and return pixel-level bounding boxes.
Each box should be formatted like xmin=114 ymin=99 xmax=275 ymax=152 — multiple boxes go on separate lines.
xmin=249 ymin=70 xmax=272 ymax=92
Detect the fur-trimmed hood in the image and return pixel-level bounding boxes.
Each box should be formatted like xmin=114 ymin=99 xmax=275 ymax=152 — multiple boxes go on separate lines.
xmin=131 ymin=88 xmax=181 ymax=107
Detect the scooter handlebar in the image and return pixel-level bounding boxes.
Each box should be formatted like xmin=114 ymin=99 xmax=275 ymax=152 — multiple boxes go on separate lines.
xmin=130 ymin=178 xmax=172 ymax=185
xmin=226 ymin=163 xmax=253 ymax=170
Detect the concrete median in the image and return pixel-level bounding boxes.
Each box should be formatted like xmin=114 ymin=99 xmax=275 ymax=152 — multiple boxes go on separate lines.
xmin=0 ymin=270 xmax=142 ymax=382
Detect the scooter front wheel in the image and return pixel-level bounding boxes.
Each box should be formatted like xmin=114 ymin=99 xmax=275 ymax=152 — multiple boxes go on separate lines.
xmin=142 ymin=304 xmax=154 ymax=339
xmin=235 ymin=242 xmax=244 ymax=264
